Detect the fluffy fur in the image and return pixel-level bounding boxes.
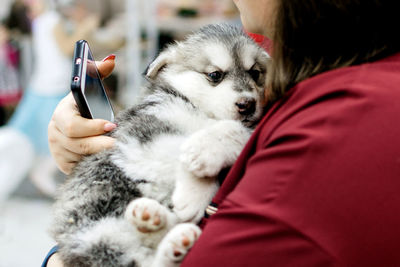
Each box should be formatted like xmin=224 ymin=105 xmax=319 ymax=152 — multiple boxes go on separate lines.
xmin=50 ymin=23 xmax=269 ymax=267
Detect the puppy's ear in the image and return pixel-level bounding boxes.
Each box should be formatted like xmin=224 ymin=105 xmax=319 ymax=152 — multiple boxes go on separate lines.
xmin=145 ymin=49 xmax=175 ymax=79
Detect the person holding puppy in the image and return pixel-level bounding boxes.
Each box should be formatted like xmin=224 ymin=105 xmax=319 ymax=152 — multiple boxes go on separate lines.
xmin=45 ymin=0 xmax=400 ymax=266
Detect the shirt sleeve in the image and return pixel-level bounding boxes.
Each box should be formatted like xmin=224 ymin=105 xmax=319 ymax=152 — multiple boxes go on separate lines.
xmin=182 ymin=200 xmax=335 ymax=267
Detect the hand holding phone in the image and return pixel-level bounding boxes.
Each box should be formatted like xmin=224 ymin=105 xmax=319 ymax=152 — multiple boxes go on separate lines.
xmin=71 ymin=40 xmax=115 ymax=122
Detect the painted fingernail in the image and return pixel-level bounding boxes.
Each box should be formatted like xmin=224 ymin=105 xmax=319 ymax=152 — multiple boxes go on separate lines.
xmin=104 ymin=122 xmax=117 ymax=131
xmin=102 ymin=54 xmax=116 ymax=62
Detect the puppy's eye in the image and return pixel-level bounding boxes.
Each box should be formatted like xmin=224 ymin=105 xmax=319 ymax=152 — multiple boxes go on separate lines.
xmin=207 ymin=71 xmax=224 ymax=83
xmin=248 ymin=69 xmax=260 ymax=82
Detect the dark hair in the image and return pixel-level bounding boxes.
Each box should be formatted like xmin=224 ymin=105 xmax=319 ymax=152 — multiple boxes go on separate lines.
xmin=4 ymin=1 xmax=31 ymax=34
xmin=267 ymin=0 xmax=400 ymax=101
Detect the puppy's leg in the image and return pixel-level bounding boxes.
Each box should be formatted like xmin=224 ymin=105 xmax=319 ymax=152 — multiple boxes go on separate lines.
xmin=125 ymin=197 xmax=179 ymax=248
xmin=58 ymin=217 xmax=150 ymax=267
xmin=180 ymin=120 xmax=251 ymax=178
xmin=152 ymin=223 xmax=201 ymax=267
xmin=172 ymin=167 xmax=219 ymax=222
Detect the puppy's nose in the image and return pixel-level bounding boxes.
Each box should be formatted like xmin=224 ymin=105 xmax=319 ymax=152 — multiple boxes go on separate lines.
xmin=235 ymin=97 xmax=256 ymax=116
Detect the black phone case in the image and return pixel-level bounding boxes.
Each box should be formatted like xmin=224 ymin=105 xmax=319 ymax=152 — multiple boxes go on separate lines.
xmin=71 ymin=40 xmax=93 ymax=119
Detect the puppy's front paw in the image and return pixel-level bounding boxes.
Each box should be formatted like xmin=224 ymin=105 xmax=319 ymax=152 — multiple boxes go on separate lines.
xmin=157 ymin=223 xmax=201 ymax=263
xmin=180 ymin=130 xmax=226 ymax=178
xmin=125 ymin=198 xmax=167 ymax=233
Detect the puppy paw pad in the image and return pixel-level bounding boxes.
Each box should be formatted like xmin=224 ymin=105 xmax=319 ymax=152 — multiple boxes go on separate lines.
xmin=163 ymin=223 xmax=201 ymax=262
xmin=125 ymin=198 xmax=167 ymax=233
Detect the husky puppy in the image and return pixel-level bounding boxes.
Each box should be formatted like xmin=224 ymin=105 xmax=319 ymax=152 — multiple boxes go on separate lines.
xmin=51 ymin=24 xmax=269 ymax=267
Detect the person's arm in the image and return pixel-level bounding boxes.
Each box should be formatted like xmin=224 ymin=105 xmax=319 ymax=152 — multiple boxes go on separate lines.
xmin=53 ymin=15 xmax=99 ymax=56
xmin=181 ymin=130 xmax=336 ymax=266
xmin=48 ymin=56 xmax=116 ymax=174
xmin=180 ymin=76 xmax=368 ymax=266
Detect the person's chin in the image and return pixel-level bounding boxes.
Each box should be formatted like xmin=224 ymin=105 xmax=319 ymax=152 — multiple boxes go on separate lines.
xmin=241 ymin=19 xmax=263 ymax=35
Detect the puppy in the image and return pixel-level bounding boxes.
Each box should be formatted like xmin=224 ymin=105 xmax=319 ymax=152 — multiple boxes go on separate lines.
xmin=50 ymin=23 xmax=269 ymax=267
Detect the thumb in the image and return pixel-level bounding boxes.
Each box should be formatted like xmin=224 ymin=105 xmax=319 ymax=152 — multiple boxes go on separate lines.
xmin=96 ymin=54 xmax=116 ymax=79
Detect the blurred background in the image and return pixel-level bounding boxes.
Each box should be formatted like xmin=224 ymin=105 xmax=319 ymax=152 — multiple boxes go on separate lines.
xmin=0 ymin=0 xmax=240 ymax=265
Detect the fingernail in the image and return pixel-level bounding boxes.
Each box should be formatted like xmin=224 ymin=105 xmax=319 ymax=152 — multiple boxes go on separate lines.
xmin=104 ymin=122 xmax=117 ymax=131
xmin=102 ymin=54 xmax=116 ymax=62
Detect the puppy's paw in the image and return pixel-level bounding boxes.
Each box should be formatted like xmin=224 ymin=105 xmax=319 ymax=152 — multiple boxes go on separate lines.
xmin=157 ymin=223 xmax=201 ymax=263
xmin=180 ymin=130 xmax=226 ymax=178
xmin=125 ymin=198 xmax=167 ymax=233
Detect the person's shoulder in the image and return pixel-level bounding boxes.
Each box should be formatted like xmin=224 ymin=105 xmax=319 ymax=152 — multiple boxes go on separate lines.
xmin=259 ymin=52 xmax=400 ymax=137
xmin=291 ymin=52 xmax=400 ymax=100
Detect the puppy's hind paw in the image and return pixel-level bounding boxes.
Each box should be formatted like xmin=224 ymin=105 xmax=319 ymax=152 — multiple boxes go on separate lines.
xmin=125 ymin=198 xmax=167 ymax=233
xmin=157 ymin=223 xmax=201 ymax=263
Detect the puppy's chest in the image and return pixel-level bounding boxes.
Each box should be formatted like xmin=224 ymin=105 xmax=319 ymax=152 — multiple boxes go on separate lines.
xmin=111 ymin=102 xmax=213 ymax=198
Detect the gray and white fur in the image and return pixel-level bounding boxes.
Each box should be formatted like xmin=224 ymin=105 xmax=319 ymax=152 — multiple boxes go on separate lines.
xmin=50 ymin=23 xmax=269 ymax=267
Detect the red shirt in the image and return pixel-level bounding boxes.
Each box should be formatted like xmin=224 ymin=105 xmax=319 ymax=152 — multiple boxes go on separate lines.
xmin=182 ymin=52 xmax=400 ymax=266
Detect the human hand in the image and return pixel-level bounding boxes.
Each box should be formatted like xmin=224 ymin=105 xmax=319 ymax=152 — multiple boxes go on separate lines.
xmin=48 ymin=55 xmax=116 ymax=175
xmin=46 ymin=253 xmax=64 ymax=267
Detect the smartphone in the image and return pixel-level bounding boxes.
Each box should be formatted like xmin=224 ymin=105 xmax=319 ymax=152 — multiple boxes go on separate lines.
xmin=71 ymin=40 xmax=114 ymax=122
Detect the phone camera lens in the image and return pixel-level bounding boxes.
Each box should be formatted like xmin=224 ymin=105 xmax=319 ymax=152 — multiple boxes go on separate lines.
xmin=73 ymin=76 xmax=80 ymax=82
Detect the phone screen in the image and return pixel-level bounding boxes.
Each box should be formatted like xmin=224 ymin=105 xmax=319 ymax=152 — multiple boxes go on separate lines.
xmin=81 ymin=43 xmax=114 ymax=122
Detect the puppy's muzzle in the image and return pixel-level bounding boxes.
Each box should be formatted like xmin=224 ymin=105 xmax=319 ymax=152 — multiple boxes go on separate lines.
xmin=236 ymin=97 xmax=256 ymax=116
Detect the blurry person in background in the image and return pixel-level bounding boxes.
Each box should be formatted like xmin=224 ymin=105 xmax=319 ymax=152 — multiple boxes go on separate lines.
xmin=0 ymin=22 xmax=22 ymax=125
xmin=0 ymin=0 xmax=100 ymax=203
xmin=4 ymin=0 xmax=35 ymax=94
xmin=4 ymin=0 xmax=34 ymax=34
xmin=4 ymin=0 xmax=31 ymax=35
xmin=0 ymin=0 xmax=32 ymax=125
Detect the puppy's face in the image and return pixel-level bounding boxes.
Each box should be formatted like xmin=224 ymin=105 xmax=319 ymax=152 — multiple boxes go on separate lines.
xmin=147 ymin=24 xmax=269 ymax=127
